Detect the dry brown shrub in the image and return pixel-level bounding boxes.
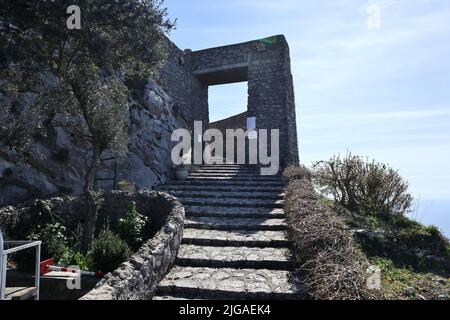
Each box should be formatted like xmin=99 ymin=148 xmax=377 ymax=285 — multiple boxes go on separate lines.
xmin=282 ymin=165 xmax=312 ymax=184
xmin=312 ymin=153 xmax=413 ymax=216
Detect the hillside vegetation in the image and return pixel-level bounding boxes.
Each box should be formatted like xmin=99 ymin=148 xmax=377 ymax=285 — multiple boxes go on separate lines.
xmin=284 ymin=154 xmax=450 ymax=300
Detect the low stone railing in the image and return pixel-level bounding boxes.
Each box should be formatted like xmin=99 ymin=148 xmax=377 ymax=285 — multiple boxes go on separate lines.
xmin=80 ymin=191 xmax=184 ymax=300
xmin=0 ymin=190 xmax=184 ymax=300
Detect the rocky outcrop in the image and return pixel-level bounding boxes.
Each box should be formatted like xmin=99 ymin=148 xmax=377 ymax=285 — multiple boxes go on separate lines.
xmin=0 ymin=79 xmax=182 ymax=207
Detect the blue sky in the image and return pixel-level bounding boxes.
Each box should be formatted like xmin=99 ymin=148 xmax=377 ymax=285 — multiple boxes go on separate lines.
xmin=165 ymin=0 xmax=450 ymax=235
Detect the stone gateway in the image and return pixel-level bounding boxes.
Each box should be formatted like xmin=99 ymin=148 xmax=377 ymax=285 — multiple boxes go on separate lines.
xmin=0 ymin=35 xmax=299 ymax=206
xmin=163 ymin=35 xmax=299 ymax=169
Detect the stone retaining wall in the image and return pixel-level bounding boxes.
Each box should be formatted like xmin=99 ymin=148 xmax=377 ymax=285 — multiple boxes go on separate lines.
xmin=81 ymin=191 xmax=184 ymax=300
xmin=0 ymin=191 xmax=185 ymax=300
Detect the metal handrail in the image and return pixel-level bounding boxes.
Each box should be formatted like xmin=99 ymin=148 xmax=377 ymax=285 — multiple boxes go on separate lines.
xmin=0 ymin=230 xmax=3 ymax=299
xmin=0 ymin=230 xmax=41 ymax=300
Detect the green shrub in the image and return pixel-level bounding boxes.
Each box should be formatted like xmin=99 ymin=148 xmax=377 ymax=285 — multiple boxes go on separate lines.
xmin=313 ymin=153 xmax=413 ymax=216
xmin=15 ymin=223 xmax=69 ymax=270
xmin=370 ymin=256 xmax=450 ymax=300
xmin=30 ymin=223 xmax=69 ymax=261
xmin=116 ymin=201 xmax=149 ymax=250
xmin=117 ymin=180 xmax=137 ymax=193
xmin=90 ymin=230 xmax=132 ymax=273
xmin=59 ymin=249 xmax=93 ymax=270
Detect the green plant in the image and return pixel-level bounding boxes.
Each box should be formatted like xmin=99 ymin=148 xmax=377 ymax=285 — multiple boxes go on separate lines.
xmin=116 ymin=201 xmax=149 ymax=250
xmin=90 ymin=230 xmax=132 ymax=273
xmin=1 ymin=0 xmax=175 ymax=255
xmin=29 ymin=223 xmax=69 ymax=261
xmin=15 ymin=223 xmax=69 ymax=270
xmin=117 ymin=180 xmax=136 ymax=193
xmin=313 ymin=153 xmax=413 ymax=216
xmin=59 ymin=249 xmax=93 ymax=271
xmin=369 ymin=257 xmax=450 ymax=300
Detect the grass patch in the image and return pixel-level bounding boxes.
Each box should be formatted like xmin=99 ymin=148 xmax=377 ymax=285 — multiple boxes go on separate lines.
xmin=370 ymin=257 xmax=450 ymax=300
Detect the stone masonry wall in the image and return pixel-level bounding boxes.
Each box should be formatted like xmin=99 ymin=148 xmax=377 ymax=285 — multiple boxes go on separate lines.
xmin=157 ymin=39 xmax=209 ymax=130
xmin=0 ymin=35 xmax=299 ymax=207
xmin=190 ymin=35 xmax=299 ymax=168
xmin=0 ymin=191 xmax=185 ymax=300
xmin=0 ymin=78 xmax=183 ymax=206
xmin=81 ymin=191 xmax=184 ymax=300
xmin=0 ymin=39 xmax=204 ymax=207
xmin=209 ymin=111 xmax=248 ymax=132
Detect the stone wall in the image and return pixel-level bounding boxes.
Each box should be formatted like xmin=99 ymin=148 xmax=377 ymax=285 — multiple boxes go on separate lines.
xmin=0 ymin=39 xmax=201 ymax=207
xmin=0 ymin=77 xmax=184 ymax=207
xmin=209 ymin=112 xmax=248 ymax=162
xmin=190 ymin=35 xmax=299 ymax=168
xmin=0 ymin=191 xmax=185 ymax=300
xmin=81 ymin=191 xmax=184 ymax=300
xmin=0 ymin=35 xmax=300 ymax=207
xmin=157 ymin=39 xmax=209 ymax=130
xmin=209 ymin=111 xmax=248 ymax=132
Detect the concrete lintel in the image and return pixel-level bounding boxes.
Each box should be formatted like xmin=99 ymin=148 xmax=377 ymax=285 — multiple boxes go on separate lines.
xmin=194 ymin=62 xmax=249 ymax=85
xmin=194 ymin=62 xmax=249 ymax=76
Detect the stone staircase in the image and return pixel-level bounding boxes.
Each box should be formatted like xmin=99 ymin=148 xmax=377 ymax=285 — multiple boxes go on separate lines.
xmin=153 ymin=164 xmax=307 ymax=300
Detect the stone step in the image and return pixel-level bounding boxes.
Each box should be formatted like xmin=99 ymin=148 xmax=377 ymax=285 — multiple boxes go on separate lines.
xmin=152 ymin=295 xmax=198 ymax=300
xmin=164 ymin=190 xmax=284 ymax=200
xmin=158 ymin=185 xmax=283 ymax=193
xmin=170 ymin=180 xmax=283 ymax=187
xmin=194 ymin=169 xmax=258 ymax=174
xmin=197 ymin=167 xmax=281 ymax=175
xmin=194 ymin=166 xmax=246 ymax=172
xmin=187 ymin=176 xmax=281 ymax=182
xmin=185 ymin=205 xmax=285 ymax=218
xmin=198 ymin=166 xmax=248 ymax=170
xmin=155 ymin=266 xmax=307 ymax=300
xmin=182 ymin=228 xmax=290 ymax=248
xmin=180 ymin=197 xmax=284 ymax=208
xmin=185 ymin=217 xmax=287 ymax=231
xmin=190 ymin=172 xmax=279 ymax=177
xmin=177 ymin=245 xmax=295 ymax=270
xmin=199 ymin=164 xmax=271 ymax=169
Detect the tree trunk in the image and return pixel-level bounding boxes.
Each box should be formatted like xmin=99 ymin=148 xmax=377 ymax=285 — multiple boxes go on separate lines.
xmin=80 ymin=144 xmax=101 ymax=253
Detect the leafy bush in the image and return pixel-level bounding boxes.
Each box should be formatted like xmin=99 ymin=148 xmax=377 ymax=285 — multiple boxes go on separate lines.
xmin=29 ymin=223 xmax=69 ymax=261
xmin=313 ymin=153 xmax=413 ymax=216
xmin=116 ymin=201 xmax=149 ymax=250
xmin=15 ymin=223 xmax=69 ymax=270
xmin=59 ymin=250 xmax=93 ymax=271
xmin=117 ymin=180 xmax=137 ymax=193
xmin=90 ymin=230 xmax=132 ymax=273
